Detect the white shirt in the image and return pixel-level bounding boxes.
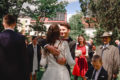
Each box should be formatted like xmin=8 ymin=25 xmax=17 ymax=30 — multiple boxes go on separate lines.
xmin=5 ymin=27 xmax=14 ymax=31
xmin=32 ymin=44 xmax=38 ymax=75
xmin=102 ymin=43 xmax=109 ymax=49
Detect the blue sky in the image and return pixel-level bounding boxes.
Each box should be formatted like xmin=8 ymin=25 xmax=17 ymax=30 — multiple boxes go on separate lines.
xmin=65 ymin=0 xmax=81 ymax=14
xmin=58 ymin=0 xmax=81 ymax=21
xmin=66 ymin=0 xmax=81 ymax=21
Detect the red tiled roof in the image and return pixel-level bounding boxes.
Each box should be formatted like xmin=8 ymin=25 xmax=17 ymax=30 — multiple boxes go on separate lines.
xmin=30 ymin=12 xmax=67 ymax=24
xmin=82 ymin=17 xmax=97 ymax=28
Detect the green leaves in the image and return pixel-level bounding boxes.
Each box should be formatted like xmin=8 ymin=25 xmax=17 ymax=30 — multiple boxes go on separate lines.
xmin=69 ymin=12 xmax=88 ymax=40
xmin=22 ymin=0 xmax=67 ymax=32
xmin=0 ymin=0 xmax=67 ymax=32
xmin=0 ymin=0 xmax=28 ymax=32
xmin=79 ymin=0 xmax=120 ymax=45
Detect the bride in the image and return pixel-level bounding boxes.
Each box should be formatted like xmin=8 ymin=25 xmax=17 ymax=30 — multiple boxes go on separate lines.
xmin=40 ymin=24 xmax=75 ymax=80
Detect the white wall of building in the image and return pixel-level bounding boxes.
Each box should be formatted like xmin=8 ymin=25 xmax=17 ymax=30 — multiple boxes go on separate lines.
xmin=84 ymin=28 xmax=96 ymax=38
xmin=17 ymin=17 xmax=33 ymax=35
xmin=43 ymin=24 xmax=51 ymax=31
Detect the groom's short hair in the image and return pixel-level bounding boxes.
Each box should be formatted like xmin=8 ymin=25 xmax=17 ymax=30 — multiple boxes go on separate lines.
xmin=59 ymin=23 xmax=71 ymax=29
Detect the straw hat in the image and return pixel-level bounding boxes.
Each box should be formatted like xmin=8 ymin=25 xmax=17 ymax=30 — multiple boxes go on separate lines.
xmin=101 ymin=32 xmax=111 ymax=37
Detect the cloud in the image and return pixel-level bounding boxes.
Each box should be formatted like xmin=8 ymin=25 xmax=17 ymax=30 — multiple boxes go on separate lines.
xmin=60 ymin=0 xmax=78 ymax=3
xmin=67 ymin=12 xmax=76 ymax=22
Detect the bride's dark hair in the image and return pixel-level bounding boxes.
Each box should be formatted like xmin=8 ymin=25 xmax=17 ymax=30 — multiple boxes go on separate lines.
xmin=46 ymin=24 xmax=60 ymax=45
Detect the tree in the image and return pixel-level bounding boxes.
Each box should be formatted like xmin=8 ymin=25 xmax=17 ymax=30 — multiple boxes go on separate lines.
xmin=69 ymin=12 xmax=88 ymax=40
xmin=22 ymin=0 xmax=67 ymax=32
xmin=0 ymin=0 xmax=67 ymax=33
xmin=79 ymin=0 xmax=120 ymax=45
xmin=0 ymin=0 xmax=29 ymax=31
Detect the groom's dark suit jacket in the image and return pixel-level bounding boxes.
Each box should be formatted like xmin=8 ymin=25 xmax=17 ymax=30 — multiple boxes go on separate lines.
xmin=0 ymin=29 xmax=28 ymax=80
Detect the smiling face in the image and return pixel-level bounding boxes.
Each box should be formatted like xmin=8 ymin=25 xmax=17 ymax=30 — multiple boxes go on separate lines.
xmin=102 ymin=36 xmax=111 ymax=45
xmin=78 ymin=36 xmax=84 ymax=44
xmin=59 ymin=26 xmax=70 ymax=39
xmin=77 ymin=35 xmax=86 ymax=45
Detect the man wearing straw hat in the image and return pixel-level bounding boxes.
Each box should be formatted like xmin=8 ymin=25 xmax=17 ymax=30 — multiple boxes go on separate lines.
xmin=96 ymin=32 xmax=120 ymax=80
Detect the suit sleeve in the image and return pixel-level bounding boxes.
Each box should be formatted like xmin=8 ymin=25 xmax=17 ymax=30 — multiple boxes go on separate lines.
xmin=21 ymin=36 xmax=30 ymax=79
xmin=40 ymin=39 xmax=47 ymax=48
xmin=64 ymin=41 xmax=75 ymax=66
xmin=104 ymin=72 xmax=108 ymax=80
xmin=85 ymin=66 xmax=94 ymax=79
xmin=113 ymin=47 xmax=120 ymax=74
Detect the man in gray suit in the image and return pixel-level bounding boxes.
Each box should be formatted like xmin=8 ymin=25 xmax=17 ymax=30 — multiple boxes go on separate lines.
xmin=96 ymin=32 xmax=120 ymax=80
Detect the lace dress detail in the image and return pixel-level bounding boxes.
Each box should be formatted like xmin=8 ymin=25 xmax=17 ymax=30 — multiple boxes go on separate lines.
xmin=41 ymin=40 xmax=75 ymax=80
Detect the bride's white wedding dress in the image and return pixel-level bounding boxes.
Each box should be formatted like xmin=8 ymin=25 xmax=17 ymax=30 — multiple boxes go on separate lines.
xmin=41 ymin=40 xmax=75 ymax=80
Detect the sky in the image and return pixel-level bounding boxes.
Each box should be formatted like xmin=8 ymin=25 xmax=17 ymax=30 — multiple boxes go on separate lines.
xmin=59 ymin=0 xmax=81 ymax=21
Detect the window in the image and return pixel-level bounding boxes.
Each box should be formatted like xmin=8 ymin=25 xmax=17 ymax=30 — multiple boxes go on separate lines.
xmin=48 ymin=13 xmax=65 ymax=21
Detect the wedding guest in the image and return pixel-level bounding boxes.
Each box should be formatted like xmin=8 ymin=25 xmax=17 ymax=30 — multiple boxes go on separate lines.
xmin=0 ymin=14 xmax=28 ymax=80
xmin=115 ymin=40 xmax=120 ymax=54
xmin=72 ymin=35 xmax=88 ymax=80
xmin=85 ymin=55 xmax=108 ymax=80
xmin=27 ymin=36 xmax=41 ymax=80
xmin=96 ymin=32 xmax=120 ymax=80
